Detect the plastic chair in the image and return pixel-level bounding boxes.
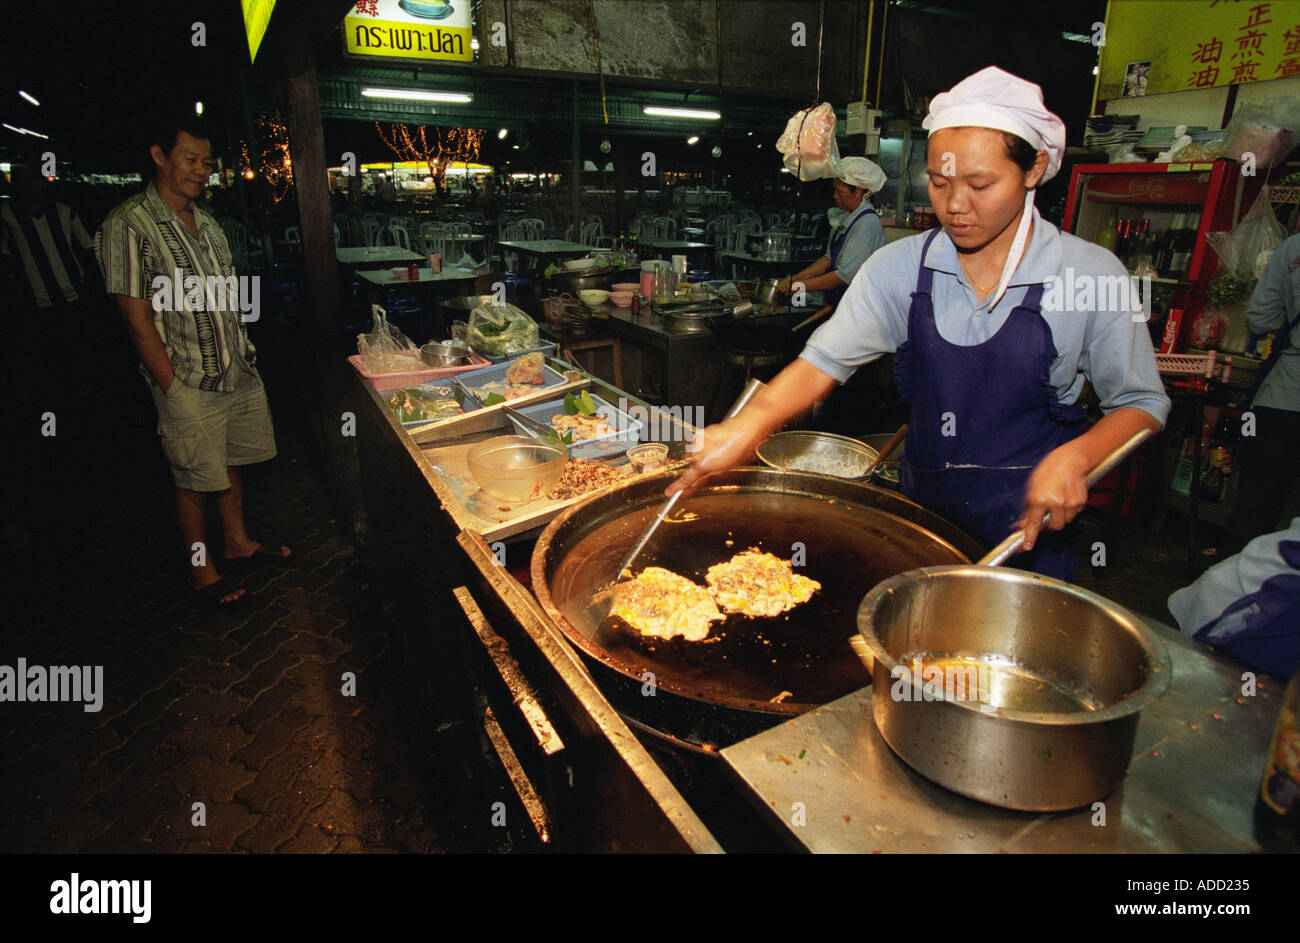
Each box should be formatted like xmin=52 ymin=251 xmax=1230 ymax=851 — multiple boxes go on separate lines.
xmin=285 ymin=225 xmax=301 ymax=245
xmin=362 ymin=219 xmax=384 ymax=247
xmin=389 ymin=224 xmax=411 ymax=251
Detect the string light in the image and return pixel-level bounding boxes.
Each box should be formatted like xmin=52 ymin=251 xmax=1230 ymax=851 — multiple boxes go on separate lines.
xmin=375 ymin=122 xmax=485 ymax=190
xmin=237 ymin=114 xmax=294 ymax=204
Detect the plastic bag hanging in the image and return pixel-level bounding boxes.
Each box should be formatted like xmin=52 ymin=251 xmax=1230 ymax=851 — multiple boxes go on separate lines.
xmin=357 ymin=304 xmax=422 ymax=374
xmin=776 ymin=103 xmax=844 ymax=181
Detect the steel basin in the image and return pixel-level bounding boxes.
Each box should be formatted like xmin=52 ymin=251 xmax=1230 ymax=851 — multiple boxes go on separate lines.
xmin=856 ymin=565 xmax=1170 ymax=811
xmin=756 ymin=431 xmax=879 ymax=479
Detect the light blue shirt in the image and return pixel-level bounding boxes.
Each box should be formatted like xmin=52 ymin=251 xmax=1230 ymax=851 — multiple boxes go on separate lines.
xmin=831 ymin=200 xmax=885 ymax=285
xmin=1247 ymin=232 xmax=1300 ymax=412
xmin=801 ymin=206 xmax=1171 ymax=425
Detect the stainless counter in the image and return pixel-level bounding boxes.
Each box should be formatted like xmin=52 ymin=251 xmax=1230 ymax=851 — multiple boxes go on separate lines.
xmin=721 ymin=621 xmax=1283 ymax=853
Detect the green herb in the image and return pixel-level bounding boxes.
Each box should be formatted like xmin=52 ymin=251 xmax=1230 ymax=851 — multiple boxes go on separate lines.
xmin=797 ymin=749 xmax=806 ymax=760
xmin=1207 ymin=270 xmax=1253 ymax=306
xmin=564 ymin=391 xmax=598 ymax=416
xmin=481 ymin=392 xmax=506 ymax=406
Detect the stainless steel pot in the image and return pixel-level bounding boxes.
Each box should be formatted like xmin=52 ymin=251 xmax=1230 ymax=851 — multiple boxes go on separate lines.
xmin=756 ymin=431 xmax=879 ymax=479
xmin=851 ymin=430 xmax=1166 ymax=811
xmin=753 ymin=278 xmax=782 ymax=306
xmin=855 ymin=566 xmax=1170 ymax=811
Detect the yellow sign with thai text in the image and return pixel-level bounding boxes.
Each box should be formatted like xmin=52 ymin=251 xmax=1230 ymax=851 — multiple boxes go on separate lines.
xmin=343 ymin=0 xmax=472 ymax=63
xmin=1099 ymin=0 xmax=1300 ymax=99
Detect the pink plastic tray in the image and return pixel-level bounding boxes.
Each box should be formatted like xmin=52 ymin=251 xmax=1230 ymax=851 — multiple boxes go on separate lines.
xmin=348 ymin=352 xmax=493 ymax=392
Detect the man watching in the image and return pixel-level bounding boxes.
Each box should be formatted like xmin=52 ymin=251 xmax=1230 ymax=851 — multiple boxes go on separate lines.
xmin=94 ymin=110 xmax=289 ymax=608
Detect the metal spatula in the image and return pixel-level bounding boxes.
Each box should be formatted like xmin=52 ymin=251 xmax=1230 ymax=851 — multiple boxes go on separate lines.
xmin=614 ymin=378 xmax=767 ymax=581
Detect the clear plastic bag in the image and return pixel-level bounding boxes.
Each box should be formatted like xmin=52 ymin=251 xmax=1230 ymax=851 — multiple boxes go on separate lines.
xmin=776 ymin=103 xmax=843 ymax=181
xmin=467 ymin=302 xmax=539 ymax=358
xmin=1206 ymin=187 xmax=1287 ymax=282
xmin=357 ymin=305 xmax=422 ymax=374
xmin=1222 ymin=96 xmax=1299 ymax=168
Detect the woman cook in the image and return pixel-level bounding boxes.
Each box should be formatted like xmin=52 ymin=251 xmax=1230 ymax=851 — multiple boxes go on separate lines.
xmin=672 ymin=67 xmax=1170 ymax=578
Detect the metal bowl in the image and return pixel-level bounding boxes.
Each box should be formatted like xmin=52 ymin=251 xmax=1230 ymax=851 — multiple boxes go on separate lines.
xmin=856 ymin=566 xmax=1171 ymax=811
xmin=467 ymin=435 xmax=566 ymax=503
xmin=756 ymin=431 xmax=879 ymax=479
xmin=420 ymin=342 xmax=469 ymax=367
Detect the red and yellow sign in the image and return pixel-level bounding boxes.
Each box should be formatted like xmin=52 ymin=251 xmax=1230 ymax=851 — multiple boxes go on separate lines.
xmin=343 ymin=0 xmax=472 ymax=63
xmin=1099 ymin=0 xmax=1300 ymax=99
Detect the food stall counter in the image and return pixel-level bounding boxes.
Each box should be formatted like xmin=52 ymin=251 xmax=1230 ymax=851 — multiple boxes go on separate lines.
xmin=720 ymin=622 xmax=1280 ymax=853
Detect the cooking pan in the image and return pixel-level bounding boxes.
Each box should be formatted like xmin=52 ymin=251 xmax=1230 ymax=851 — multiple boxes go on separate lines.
xmin=852 ymin=430 xmax=1168 ymax=810
xmin=531 ymin=467 xmax=984 ymax=740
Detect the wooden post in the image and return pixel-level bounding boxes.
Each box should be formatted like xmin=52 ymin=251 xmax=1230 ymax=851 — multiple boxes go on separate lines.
xmin=572 ymin=80 xmax=582 ymax=236
xmin=280 ymin=60 xmax=351 ymax=494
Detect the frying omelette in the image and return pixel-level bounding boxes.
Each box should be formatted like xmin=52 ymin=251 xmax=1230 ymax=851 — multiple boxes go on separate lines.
xmin=610 ymin=567 xmax=725 ymax=641
xmin=705 ymin=549 xmax=821 ymax=618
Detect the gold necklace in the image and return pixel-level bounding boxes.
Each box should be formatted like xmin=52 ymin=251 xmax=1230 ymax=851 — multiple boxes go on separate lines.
xmin=959 ymin=255 xmax=996 ymax=294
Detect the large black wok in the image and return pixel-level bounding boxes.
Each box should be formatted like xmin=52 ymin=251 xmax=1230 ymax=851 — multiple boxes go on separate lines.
xmin=531 ymin=467 xmax=983 ymax=747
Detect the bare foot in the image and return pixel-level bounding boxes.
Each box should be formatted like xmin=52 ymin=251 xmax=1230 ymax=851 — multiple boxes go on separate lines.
xmin=223 ymin=539 xmax=292 ymax=563
xmin=191 ymin=566 xmax=245 ymax=604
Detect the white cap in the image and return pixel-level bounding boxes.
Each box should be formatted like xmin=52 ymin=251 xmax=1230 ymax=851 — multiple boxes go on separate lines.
xmin=837 ymin=156 xmax=887 ymax=194
xmin=922 ymin=66 xmax=1066 ymax=183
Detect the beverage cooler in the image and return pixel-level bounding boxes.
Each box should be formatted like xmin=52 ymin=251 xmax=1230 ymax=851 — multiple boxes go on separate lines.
xmin=1062 ymin=160 xmax=1261 ymax=353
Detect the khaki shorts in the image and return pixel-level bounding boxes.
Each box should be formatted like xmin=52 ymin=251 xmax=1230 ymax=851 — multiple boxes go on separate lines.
xmin=149 ymin=370 xmax=278 ymax=492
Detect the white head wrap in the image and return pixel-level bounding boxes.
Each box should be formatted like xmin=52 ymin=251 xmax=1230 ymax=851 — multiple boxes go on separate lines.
xmin=837 ymin=156 xmax=887 ymax=195
xmin=922 ymin=67 xmax=1066 ymax=308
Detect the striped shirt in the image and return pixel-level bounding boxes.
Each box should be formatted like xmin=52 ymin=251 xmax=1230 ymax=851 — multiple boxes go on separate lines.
xmin=1 ymin=198 xmax=92 ymax=307
xmin=94 ymin=182 xmax=256 ymax=392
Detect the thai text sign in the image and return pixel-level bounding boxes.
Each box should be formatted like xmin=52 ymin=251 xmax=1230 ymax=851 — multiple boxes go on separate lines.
xmin=343 ymin=0 xmax=472 ymax=63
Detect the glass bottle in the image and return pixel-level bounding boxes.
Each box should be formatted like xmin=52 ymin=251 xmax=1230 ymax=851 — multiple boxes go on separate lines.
xmin=1255 ymin=672 xmax=1300 ymax=853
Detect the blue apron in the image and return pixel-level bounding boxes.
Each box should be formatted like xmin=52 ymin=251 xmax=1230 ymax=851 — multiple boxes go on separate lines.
xmin=894 ymin=229 xmax=1087 ymax=578
xmin=825 ymin=205 xmax=876 ymax=311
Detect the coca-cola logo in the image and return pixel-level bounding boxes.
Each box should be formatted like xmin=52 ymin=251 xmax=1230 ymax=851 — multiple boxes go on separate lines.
xmin=1126 ymin=178 xmax=1168 ymax=199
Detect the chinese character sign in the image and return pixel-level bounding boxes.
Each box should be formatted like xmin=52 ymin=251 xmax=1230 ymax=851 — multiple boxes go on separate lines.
xmin=1100 ymin=0 xmax=1300 ymax=99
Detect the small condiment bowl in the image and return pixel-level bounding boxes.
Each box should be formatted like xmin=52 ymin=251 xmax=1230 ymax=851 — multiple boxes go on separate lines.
xmin=627 ymin=442 xmax=669 ymax=472
xmin=578 ymin=289 xmax=610 ymax=306
xmin=608 ymin=291 xmax=634 ymax=307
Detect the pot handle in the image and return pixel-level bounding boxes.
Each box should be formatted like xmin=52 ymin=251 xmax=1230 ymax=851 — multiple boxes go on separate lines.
xmin=978 ymin=428 xmax=1154 ymax=567
xmin=849 ymin=633 xmax=875 ymax=673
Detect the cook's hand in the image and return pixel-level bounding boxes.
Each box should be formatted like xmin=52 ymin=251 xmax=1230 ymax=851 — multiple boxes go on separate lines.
xmin=776 ymin=277 xmax=793 ymax=295
xmin=1017 ymin=444 xmax=1091 ymax=552
xmin=666 ymin=416 xmax=767 ymax=496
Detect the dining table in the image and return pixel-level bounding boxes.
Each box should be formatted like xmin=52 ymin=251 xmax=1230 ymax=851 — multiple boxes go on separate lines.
xmin=496 ymin=239 xmax=594 ymax=275
xmin=355 ymin=264 xmax=479 ymax=344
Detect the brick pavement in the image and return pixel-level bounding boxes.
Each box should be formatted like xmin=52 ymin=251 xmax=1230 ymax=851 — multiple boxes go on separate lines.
xmin=1 ymin=317 xmax=531 ymax=854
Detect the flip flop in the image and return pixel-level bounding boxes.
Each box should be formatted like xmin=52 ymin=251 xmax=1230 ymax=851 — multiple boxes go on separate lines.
xmin=191 ymin=576 xmax=247 ymax=609
xmin=223 ymin=542 xmax=293 ymax=571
